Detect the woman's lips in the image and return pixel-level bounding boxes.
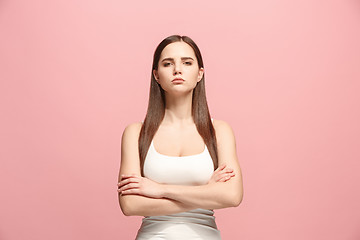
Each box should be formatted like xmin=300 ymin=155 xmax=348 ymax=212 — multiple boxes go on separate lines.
xmin=172 ymin=78 xmax=184 ymax=83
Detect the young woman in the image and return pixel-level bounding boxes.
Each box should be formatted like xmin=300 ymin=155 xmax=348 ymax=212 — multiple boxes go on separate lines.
xmin=117 ymin=35 xmax=243 ymax=239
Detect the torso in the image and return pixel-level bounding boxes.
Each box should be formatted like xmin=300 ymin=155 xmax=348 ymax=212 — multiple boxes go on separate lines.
xmin=142 ymin=118 xmax=216 ymax=186
xmin=135 ymin=118 xmax=222 ymax=239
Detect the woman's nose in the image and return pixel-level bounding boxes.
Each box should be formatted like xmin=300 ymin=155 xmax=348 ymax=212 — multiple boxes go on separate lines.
xmin=173 ymin=63 xmax=182 ymax=75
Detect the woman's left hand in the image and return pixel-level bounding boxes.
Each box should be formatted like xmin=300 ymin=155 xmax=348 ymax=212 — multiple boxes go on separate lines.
xmin=117 ymin=174 xmax=165 ymax=199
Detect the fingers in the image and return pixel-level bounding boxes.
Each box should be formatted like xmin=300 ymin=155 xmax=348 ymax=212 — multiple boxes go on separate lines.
xmin=223 ymin=168 xmax=234 ymax=173
xmin=215 ymin=164 xmax=226 ymax=172
xmin=117 ymin=174 xmax=142 ymax=195
xmin=117 ymin=176 xmax=140 ymax=188
xmin=119 ymin=188 xmax=140 ymax=195
xmin=120 ymin=174 xmax=139 ymax=180
xmin=118 ymin=182 xmax=139 ymax=193
xmin=216 ymin=167 xmax=234 ymax=176
xmin=216 ymin=173 xmax=235 ymax=181
xmin=219 ymin=175 xmax=232 ymax=182
xmin=215 ymin=164 xmax=233 ymax=174
xmin=212 ymin=164 xmax=235 ymax=183
xmin=216 ymin=172 xmax=235 ymax=182
xmin=117 ymin=174 xmax=140 ymax=192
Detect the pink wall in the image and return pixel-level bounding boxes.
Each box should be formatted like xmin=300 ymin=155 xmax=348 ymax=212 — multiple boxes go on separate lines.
xmin=1 ymin=0 xmax=359 ymax=239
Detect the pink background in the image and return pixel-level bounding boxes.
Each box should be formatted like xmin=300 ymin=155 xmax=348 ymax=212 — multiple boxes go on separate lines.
xmin=1 ymin=0 xmax=360 ymax=239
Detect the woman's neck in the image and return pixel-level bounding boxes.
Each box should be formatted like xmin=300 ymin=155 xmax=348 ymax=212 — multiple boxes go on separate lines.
xmin=162 ymin=91 xmax=194 ymax=126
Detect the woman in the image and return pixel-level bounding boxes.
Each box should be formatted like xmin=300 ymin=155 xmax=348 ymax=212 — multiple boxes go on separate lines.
xmin=117 ymin=35 xmax=243 ymax=239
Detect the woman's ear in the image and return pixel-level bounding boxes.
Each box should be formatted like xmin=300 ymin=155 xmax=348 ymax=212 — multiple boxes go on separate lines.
xmin=197 ymin=67 xmax=204 ymax=82
xmin=153 ymin=69 xmax=159 ymax=81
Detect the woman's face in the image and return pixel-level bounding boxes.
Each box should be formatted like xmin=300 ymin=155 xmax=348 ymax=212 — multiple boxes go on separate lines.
xmin=153 ymin=41 xmax=204 ymax=94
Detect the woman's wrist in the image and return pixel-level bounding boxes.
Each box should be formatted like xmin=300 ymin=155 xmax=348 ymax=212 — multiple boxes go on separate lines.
xmin=161 ymin=184 xmax=170 ymax=198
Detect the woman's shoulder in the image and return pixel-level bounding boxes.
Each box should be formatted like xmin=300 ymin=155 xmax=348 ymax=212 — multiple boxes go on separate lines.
xmin=211 ymin=118 xmax=235 ymax=140
xmin=211 ymin=118 xmax=231 ymax=128
xmin=124 ymin=121 xmax=143 ymax=130
xmin=122 ymin=121 xmax=143 ymax=139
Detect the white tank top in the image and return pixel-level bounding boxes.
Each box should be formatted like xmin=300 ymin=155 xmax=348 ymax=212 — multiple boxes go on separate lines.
xmin=136 ymin=118 xmax=222 ymax=239
xmin=143 ymin=118 xmax=214 ymax=186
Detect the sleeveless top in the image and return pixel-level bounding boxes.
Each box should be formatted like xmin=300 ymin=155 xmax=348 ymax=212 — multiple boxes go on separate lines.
xmin=135 ymin=118 xmax=222 ymax=240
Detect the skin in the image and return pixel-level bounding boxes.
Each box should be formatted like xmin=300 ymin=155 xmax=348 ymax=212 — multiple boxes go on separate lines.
xmin=118 ymin=164 xmax=235 ymax=198
xmin=117 ymin=41 xmax=242 ymax=208
xmin=153 ymin=41 xmax=204 ymax=102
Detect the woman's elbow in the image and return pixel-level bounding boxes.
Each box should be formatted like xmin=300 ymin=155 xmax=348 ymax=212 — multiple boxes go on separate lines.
xmin=229 ymin=191 xmax=243 ymax=207
xmin=121 ymin=205 xmax=132 ymax=216
xmin=233 ymin=194 xmax=243 ymax=207
xmin=119 ymin=195 xmax=134 ymax=216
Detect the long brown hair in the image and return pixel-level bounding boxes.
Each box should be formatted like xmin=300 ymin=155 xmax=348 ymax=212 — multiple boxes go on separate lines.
xmin=138 ymin=35 xmax=218 ymax=177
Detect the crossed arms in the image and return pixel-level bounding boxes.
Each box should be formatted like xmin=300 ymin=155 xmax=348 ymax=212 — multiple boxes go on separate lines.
xmin=117 ymin=120 xmax=243 ymax=217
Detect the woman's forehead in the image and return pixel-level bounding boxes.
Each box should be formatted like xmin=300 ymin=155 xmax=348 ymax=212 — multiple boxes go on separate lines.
xmin=160 ymin=42 xmax=196 ymax=59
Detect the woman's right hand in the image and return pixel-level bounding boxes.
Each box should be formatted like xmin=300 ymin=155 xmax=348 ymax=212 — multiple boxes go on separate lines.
xmin=208 ymin=164 xmax=235 ymax=184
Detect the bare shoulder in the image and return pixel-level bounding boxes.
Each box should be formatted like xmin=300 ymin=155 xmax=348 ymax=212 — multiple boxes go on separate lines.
xmin=122 ymin=121 xmax=143 ymax=140
xmin=212 ymin=119 xmax=236 ymax=144
xmin=212 ymin=118 xmax=232 ymax=129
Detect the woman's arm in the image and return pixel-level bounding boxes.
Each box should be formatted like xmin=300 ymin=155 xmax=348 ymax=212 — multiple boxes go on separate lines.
xmin=119 ymin=164 xmax=236 ymax=216
xmin=118 ymin=123 xmax=199 ymax=216
xmin=162 ymin=120 xmax=243 ymax=208
xmin=118 ymin=123 xmax=232 ymax=216
xmin=120 ymin=178 xmax=240 ymax=213
xmin=119 ymin=194 xmax=196 ymax=216
xmin=119 ymin=120 xmax=243 ymax=213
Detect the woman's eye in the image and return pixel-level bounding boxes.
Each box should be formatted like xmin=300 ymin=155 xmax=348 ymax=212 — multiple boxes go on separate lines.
xmin=163 ymin=62 xmax=191 ymax=67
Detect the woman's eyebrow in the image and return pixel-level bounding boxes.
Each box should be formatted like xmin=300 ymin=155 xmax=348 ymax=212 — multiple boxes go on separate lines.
xmin=161 ymin=57 xmax=194 ymax=62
